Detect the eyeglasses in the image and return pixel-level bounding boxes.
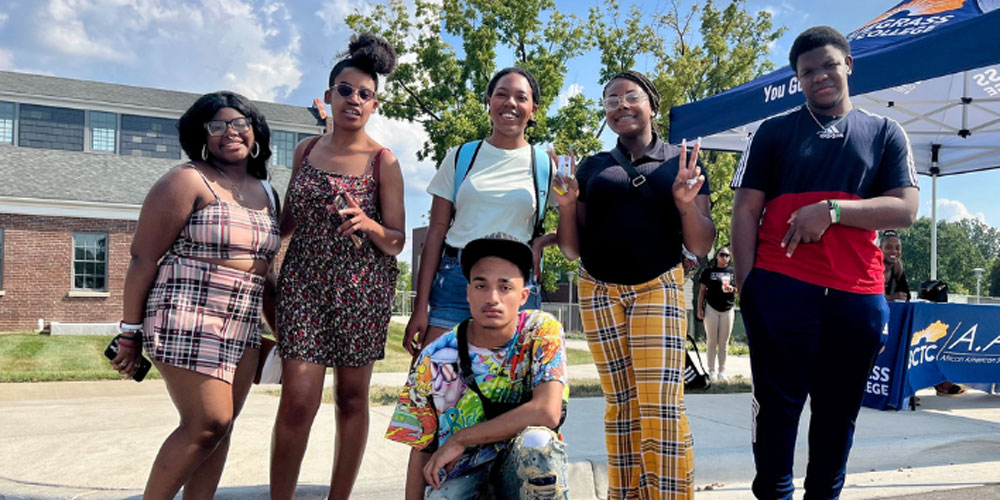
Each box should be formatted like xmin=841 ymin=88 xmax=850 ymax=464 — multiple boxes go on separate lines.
xmin=204 ymin=117 xmax=252 ymax=137
xmin=718 ymin=253 xmax=731 ymax=257
xmin=602 ymin=91 xmax=647 ymax=111
xmin=333 ymin=83 xmax=376 ymax=102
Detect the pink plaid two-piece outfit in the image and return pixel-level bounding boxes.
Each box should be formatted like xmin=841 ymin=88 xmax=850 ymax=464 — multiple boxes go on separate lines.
xmin=143 ymin=165 xmax=281 ymax=383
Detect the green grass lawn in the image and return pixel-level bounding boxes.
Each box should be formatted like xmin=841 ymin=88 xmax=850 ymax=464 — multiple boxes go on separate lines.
xmin=0 ymin=325 xmax=595 ymax=383
xmin=0 ymin=333 xmax=161 ymax=382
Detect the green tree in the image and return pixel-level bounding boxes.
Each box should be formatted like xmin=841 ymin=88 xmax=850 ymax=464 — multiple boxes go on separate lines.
xmin=346 ymin=0 xmax=590 ymax=165
xmin=347 ymin=0 xmax=590 ymax=291
xmin=988 ymin=258 xmax=1000 ymax=297
xmin=652 ymin=0 xmax=784 ymax=251
xmin=396 ymin=260 xmax=412 ymax=291
xmin=898 ymin=218 xmax=991 ymax=295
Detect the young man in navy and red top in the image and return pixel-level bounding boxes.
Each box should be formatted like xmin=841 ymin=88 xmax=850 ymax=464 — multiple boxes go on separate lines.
xmin=731 ymin=26 xmax=919 ymax=500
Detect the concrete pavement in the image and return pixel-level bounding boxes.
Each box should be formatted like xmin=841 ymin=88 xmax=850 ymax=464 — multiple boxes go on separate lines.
xmin=1 ymin=360 xmax=998 ymax=499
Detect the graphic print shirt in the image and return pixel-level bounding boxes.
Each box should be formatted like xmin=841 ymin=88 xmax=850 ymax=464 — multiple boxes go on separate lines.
xmin=385 ymin=310 xmax=568 ymax=469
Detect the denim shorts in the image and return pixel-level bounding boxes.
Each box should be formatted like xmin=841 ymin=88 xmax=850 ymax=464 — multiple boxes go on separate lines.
xmin=427 ymin=254 xmax=542 ymax=330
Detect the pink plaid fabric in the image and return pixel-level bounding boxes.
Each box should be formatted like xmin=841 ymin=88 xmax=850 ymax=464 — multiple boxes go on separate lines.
xmin=144 ymin=256 xmax=265 ymax=383
xmin=168 ymin=165 xmax=281 ymax=261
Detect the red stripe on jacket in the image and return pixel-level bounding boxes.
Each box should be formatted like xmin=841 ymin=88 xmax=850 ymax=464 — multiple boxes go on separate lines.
xmin=755 ymin=191 xmax=884 ymax=294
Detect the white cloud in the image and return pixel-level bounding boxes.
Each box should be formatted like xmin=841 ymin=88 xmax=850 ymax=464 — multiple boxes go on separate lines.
xmin=20 ymin=0 xmax=302 ymax=101
xmin=0 ymin=12 xmax=8 ymax=27
xmin=316 ymin=0 xmax=370 ymax=36
xmin=761 ymin=5 xmax=778 ymax=17
xmin=557 ymin=83 xmax=584 ymax=108
xmin=936 ymin=198 xmax=987 ymax=223
xmin=0 ymin=49 xmax=12 ymax=70
xmin=365 ymin=113 xmax=437 ymax=264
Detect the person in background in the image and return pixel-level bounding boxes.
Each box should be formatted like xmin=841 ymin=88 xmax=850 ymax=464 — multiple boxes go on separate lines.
xmin=698 ymin=246 xmax=737 ymax=380
xmin=109 ymin=91 xmax=280 ymax=499
xmin=386 ymin=233 xmax=569 ymax=500
xmin=882 ymin=230 xmax=966 ymax=397
xmin=731 ymin=26 xmax=918 ymax=499
xmin=554 ymin=69 xmax=715 ymax=500
xmin=881 ymin=230 xmax=909 ymax=302
xmin=270 ymin=33 xmax=405 ymax=500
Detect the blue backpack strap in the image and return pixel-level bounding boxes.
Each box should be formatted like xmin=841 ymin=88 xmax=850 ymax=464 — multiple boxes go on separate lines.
xmin=452 ymin=140 xmax=483 ymax=203
xmin=531 ymin=144 xmax=552 ymax=238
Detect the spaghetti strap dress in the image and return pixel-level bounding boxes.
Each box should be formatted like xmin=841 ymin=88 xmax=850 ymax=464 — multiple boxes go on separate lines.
xmin=276 ymin=138 xmax=398 ymax=366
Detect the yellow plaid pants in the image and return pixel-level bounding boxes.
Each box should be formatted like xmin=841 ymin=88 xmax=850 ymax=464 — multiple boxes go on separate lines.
xmin=579 ymin=265 xmax=694 ymax=500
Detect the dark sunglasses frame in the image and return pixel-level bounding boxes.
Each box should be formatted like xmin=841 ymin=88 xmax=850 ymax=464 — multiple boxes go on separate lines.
xmin=333 ymin=83 xmax=376 ymax=102
xmin=718 ymin=253 xmax=731 ymax=257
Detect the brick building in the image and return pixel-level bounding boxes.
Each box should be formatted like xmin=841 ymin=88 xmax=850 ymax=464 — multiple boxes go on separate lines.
xmin=0 ymin=71 xmax=324 ymax=332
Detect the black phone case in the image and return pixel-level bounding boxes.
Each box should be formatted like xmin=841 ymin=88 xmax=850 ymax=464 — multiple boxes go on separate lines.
xmin=105 ymin=336 xmax=152 ymax=382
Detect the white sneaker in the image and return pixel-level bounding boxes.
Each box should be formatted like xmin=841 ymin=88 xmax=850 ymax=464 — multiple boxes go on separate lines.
xmin=717 ymin=371 xmax=728 ymax=381
xmin=709 ymin=370 xmax=717 ymax=380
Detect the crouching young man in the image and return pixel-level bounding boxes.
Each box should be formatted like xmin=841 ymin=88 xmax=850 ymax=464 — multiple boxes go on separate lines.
xmin=385 ymin=232 xmax=570 ymax=499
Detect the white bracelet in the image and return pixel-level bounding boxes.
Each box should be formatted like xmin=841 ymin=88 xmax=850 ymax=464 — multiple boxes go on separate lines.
xmin=119 ymin=321 xmax=143 ymax=333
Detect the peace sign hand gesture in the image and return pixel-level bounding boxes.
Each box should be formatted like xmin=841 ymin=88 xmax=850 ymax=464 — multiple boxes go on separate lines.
xmin=672 ymin=138 xmax=705 ymax=209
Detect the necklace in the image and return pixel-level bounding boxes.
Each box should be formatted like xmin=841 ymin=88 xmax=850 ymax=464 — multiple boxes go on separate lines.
xmin=213 ymin=166 xmax=247 ymax=202
xmin=805 ymin=105 xmax=849 ymax=139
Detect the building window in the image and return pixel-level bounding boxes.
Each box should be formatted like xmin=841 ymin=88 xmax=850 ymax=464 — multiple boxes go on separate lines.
xmin=120 ymin=114 xmax=181 ymax=159
xmin=90 ymin=111 xmax=117 ymax=152
xmin=272 ymin=130 xmax=296 ymax=168
xmin=0 ymin=102 xmax=14 ymax=145
xmin=72 ymin=232 xmax=107 ymax=291
xmin=18 ymin=104 xmax=84 ymax=151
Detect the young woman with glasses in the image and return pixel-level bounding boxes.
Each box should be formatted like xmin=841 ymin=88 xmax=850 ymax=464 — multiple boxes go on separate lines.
xmin=269 ymin=33 xmax=405 ymax=500
xmin=108 ymin=91 xmax=280 ymax=499
xmin=697 ymin=246 xmax=737 ymax=380
xmin=403 ymin=66 xmax=557 ymax=357
xmin=553 ymin=70 xmax=715 ymax=500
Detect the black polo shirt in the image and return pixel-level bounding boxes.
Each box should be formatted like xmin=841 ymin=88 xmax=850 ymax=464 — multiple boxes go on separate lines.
xmin=576 ymin=134 xmax=710 ymax=285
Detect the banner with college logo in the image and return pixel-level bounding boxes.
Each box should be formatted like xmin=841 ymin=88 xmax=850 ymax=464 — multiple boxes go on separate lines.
xmin=904 ymin=303 xmax=1000 ymax=395
xmin=862 ymin=302 xmax=913 ymax=410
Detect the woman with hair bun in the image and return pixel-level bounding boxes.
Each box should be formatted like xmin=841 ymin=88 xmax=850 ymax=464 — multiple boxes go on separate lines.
xmin=269 ymin=32 xmax=405 ymax=499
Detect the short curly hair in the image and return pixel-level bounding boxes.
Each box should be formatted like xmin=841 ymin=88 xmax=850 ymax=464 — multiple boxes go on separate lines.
xmin=789 ymin=26 xmax=851 ymax=73
xmin=176 ymin=91 xmax=271 ymax=180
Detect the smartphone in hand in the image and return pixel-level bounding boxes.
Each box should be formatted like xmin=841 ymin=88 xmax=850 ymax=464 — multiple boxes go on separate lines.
xmin=104 ymin=336 xmax=152 ymax=382
xmin=333 ymin=194 xmax=364 ymax=249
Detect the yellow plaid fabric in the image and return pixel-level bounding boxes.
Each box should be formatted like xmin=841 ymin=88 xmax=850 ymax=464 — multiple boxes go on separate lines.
xmin=579 ymin=265 xmax=694 ymax=500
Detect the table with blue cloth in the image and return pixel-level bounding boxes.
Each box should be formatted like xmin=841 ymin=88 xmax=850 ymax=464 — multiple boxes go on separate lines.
xmin=862 ymin=301 xmax=1000 ymax=411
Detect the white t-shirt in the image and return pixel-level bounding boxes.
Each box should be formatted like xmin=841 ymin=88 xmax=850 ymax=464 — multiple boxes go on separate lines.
xmin=426 ymin=141 xmax=553 ymax=248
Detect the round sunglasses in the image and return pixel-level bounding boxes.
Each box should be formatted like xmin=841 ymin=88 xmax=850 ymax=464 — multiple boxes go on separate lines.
xmin=332 ymin=83 xmax=376 ymax=102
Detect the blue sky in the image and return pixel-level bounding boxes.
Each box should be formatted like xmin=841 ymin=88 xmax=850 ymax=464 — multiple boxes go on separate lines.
xmin=1 ymin=0 xmax=996 ymax=263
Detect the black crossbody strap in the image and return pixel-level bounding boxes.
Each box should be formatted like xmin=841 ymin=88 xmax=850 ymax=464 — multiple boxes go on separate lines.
xmin=609 ymin=147 xmax=651 ymax=190
xmin=457 ymin=320 xmax=493 ymax=405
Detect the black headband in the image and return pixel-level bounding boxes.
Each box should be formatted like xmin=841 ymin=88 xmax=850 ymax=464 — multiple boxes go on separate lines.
xmin=605 ymin=71 xmax=661 ymax=113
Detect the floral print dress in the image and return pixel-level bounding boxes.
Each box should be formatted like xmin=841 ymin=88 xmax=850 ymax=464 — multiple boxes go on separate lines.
xmin=276 ymin=141 xmax=398 ymax=366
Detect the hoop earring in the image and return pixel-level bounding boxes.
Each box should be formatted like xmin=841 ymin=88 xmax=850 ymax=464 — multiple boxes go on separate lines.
xmin=201 ymin=144 xmax=208 ymax=161
xmin=250 ymin=142 xmax=260 ymax=159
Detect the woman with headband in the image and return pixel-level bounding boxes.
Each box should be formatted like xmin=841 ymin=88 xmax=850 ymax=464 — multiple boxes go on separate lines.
xmin=554 ymin=70 xmax=715 ymax=499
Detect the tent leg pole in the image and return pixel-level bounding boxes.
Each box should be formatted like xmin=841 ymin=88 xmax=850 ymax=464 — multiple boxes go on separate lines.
xmin=930 ymin=173 xmax=938 ymax=281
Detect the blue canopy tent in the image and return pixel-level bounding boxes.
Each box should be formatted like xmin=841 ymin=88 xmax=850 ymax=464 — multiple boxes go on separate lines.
xmin=669 ymin=0 xmax=1000 ymax=279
